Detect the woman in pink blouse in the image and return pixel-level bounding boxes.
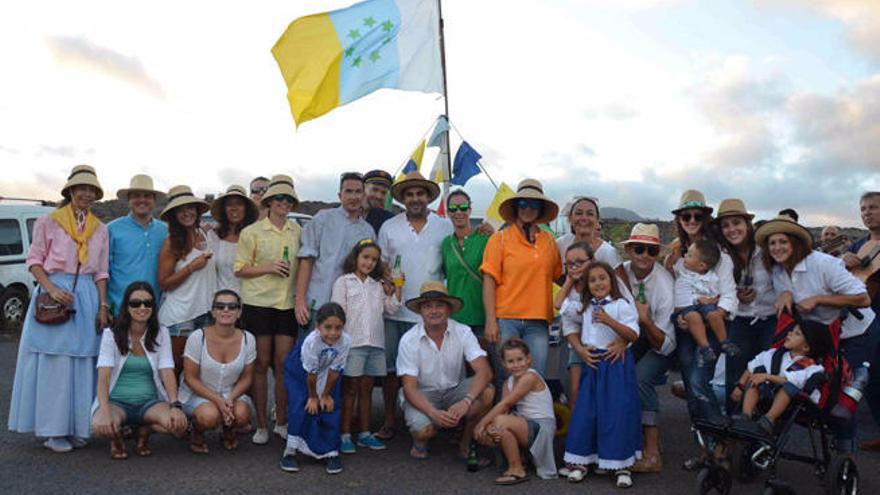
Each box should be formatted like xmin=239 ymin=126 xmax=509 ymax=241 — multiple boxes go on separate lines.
xmin=8 ymin=165 xmax=111 ymax=453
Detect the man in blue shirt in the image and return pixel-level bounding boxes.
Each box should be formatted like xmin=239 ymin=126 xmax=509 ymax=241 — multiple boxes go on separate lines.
xmin=107 ymin=174 xmax=168 ymax=314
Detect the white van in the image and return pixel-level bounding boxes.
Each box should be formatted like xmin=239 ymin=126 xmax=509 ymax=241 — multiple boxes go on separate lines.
xmin=0 ymin=204 xmax=54 ymax=331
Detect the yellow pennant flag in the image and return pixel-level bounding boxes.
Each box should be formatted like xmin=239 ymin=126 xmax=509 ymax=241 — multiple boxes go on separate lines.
xmin=485 ymin=182 xmax=515 ymax=227
xmin=398 ymin=139 xmax=426 ymax=180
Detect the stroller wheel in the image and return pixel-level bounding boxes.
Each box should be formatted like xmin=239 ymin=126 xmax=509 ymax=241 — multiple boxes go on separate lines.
xmin=825 ymin=455 xmax=858 ymax=495
xmin=730 ymin=442 xmax=760 ymax=483
xmin=695 ymin=466 xmax=732 ymax=495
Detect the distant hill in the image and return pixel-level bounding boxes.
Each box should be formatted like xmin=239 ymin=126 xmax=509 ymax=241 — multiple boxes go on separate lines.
xmin=600 ymin=207 xmax=643 ymax=222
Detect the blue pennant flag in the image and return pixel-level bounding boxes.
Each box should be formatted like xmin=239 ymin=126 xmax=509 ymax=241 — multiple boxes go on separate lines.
xmin=451 ymin=141 xmax=482 ymax=186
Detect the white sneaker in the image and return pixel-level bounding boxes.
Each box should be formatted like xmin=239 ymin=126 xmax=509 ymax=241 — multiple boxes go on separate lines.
xmin=274 ymin=423 xmax=288 ymax=439
xmin=44 ymin=437 xmax=73 ymax=453
xmin=252 ymin=428 xmax=270 ymax=445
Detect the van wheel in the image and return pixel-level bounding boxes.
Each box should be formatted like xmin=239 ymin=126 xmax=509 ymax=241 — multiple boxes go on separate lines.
xmin=1 ymin=287 xmax=29 ymax=332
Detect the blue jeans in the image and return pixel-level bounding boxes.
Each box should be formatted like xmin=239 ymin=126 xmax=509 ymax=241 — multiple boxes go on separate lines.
xmin=835 ymin=318 xmax=880 ymax=451
xmin=676 ymin=328 xmax=723 ymax=421
xmin=497 ymin=319 xmax=549 ymax=376
xmin=725 ymin=315 xmax=776 ymax=411
xmin=636 ymin=350 xmax=672 ymax=426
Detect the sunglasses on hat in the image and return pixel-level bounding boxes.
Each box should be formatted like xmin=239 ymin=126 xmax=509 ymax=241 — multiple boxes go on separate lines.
xmin=250 ymin=186 xmax=268 ymax=194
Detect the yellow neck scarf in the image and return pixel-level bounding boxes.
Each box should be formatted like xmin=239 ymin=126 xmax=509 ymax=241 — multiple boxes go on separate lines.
xmin=50 ymin=204 xmax=100 ymax=265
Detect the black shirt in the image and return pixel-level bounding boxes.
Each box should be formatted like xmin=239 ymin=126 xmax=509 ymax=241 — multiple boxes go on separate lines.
xmin=366 ymin=207 xmax=395 ymax=235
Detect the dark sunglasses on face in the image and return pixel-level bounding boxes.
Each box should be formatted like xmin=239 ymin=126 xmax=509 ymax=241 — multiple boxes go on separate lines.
xmin=272 ymin=195 xmax=294 ymax=204
xmin=631 ymin=244 xmax=660 ymax=257
xmin=517 ymin=199 xmax=543 ymax=210
xmin=213 ymin=302 xmax=241 ymax=311
xmin=251 ymin=186 xmax=268 ymax=194
xmin=128 ymin=299 xmax=154 ymax=309
xmin=680 ymin=212 xmax=703 ymax=223
xmin=447 ymin=203 xmax=470 ymax=213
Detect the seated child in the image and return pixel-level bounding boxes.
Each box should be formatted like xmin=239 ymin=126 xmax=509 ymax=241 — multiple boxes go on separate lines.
xmin=730 ymin=320 xmax=830 ymax=435
xmin=474 ymin=338 xmax=557 ymax=484
xmin=673 ymin=239 xmax=738 ymax=365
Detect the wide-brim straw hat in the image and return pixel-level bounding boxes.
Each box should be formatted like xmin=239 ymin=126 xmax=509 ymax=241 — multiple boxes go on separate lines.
xmin=498 ymin=179 xmax=559 ymax=225
xmin=116 ymin=174 xmax=165 ymax=201
xmin=714 ymin=198 xmax=754 ymax=222
xmin=754 ymin=214 xmax=813 ymax=248
xmin=211 ymin=185 xmax=258 ymax=222
xmin=672 ymin=189 xmax=713 ymax=214
xmin=391 ymin=171 xmax=441 ymax=204
xmin=620 ymin=223 xmax=662 ymax=246
xmin=405 ymin=281 xmax=464 ymax=314
xmin=160 ymin=185 xmax=209 ymax=221
xmin=261 ymin=174 xmax=299 ymax=208
xmin=61 ymin=164 xmax=104 ymax=200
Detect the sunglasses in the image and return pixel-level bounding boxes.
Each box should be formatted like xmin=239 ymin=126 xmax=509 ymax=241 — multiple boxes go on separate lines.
xmin=565 ymin=258 xmax=590 ymax=269
xmin=517 ymin=199 xmax=543 ymax=210
xmin=212 ymin=302 xmax=241 ymax=311
xmin=250 ymin=186 xmax=268 ymax=194
xmin=272 ymin=195 xmax=295 ymax=204
xmin=631 ymin=244 xmax=660 ymax=257
xmin=447 ymin=203 xmax=471 ymax=213
xmin=128 ymin=299 xmax=154 ymax=309
xmin=680 ymin=212 xmax=704 ymax=223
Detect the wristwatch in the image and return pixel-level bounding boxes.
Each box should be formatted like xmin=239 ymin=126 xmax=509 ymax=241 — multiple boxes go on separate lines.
xmin=170 ymin=400 xmax=183 ymax=410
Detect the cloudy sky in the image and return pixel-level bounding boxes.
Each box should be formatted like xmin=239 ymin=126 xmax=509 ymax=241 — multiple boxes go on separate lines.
xmin=1 ymin=0 xmax=878 ymax=226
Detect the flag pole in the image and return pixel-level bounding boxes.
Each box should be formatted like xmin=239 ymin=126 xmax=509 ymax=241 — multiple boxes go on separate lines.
xmin=437 ymin=0 xmax=451 ymax=210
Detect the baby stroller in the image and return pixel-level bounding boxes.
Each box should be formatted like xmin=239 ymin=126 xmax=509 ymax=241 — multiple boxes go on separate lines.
xmin=691 ymin=308 xmax=863 ymax=495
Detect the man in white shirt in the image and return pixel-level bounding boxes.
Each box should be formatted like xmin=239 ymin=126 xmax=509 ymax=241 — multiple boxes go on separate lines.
xmin=375 ymin=171 xmax=453 ymax=440
xmin=396 ymin=282 xmax=493 ymax=461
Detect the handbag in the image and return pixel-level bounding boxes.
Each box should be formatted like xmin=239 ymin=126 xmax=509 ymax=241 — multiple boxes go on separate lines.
xmin=34 ymin=264 xmax=79 ymax=325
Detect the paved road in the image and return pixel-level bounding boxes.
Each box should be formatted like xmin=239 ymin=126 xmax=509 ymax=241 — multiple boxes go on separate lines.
xmin=0 ymin=339 xmax=877 ymax=494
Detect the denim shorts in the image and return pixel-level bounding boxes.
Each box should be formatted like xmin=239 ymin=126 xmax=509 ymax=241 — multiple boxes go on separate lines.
xmin=108 ymin=398 xmax=163 ymax=426
xmin=345 ymin=346 xmax=387 ymax=377
xmin=526 ymin=419 xmax=539 ymax=448
xmin=673 ymin=303 xmax=718 ymax=322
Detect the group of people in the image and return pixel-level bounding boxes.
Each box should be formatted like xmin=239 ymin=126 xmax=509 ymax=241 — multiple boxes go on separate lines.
xmin=6 ymin=163 xmax=880 ymax=488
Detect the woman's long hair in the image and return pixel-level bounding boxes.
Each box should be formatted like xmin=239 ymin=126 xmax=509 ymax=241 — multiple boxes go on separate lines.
xmin=112 ymin=281 xmax=160 ymax=355
xmin=674 ymin=209 xmax=719 ymax=254
xmin=760 ymin=232 xmax=811 ymax=273
xmin=167 ymin=207 xmax=199 ymax=260
xmin=216 ymin=196 xmax=257 ymax=239
xmin=718 ymin=216 xmax=756 ymax=285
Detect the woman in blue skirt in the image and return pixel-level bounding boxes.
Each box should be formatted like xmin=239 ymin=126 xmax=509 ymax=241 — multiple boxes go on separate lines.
xmin=8 ymin=165 xmax=111 ymax=452
xmin=280 ymin=303 xmax=351 ymax=475
xmin=561 ymin=262 xmax=642 ymax=488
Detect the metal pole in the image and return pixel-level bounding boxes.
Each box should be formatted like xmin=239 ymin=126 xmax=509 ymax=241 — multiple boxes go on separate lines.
xmin=437 ymin=0 xmax=451 ymax=204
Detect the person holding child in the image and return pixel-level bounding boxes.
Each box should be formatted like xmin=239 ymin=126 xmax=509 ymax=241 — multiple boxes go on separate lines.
xmin=474 ymin=337 xmax=557 ymax=484
xmin=561 ymin=262 xmax=642 ymax=488
xmin=331 ymin=239 xmax=402 ymax=454
xmin=280 ymin=303 xmax=352 ymax=475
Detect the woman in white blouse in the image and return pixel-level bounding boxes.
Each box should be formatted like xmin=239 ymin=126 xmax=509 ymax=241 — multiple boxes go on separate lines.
xmin=179 ymin=290 xmax=256 ymax=453
xmin=207 ymin=185 xmax=258 ymax=293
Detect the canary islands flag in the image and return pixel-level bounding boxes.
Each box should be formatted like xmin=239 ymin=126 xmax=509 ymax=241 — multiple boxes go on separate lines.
xmin=272 ymin=0 xmax=443 ymax=126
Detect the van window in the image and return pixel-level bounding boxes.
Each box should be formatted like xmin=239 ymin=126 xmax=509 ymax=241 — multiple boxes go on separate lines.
xmin=0 ymin=219 xmax=23 ymax=256
xmin=26 ymin=218 xmax=37 ymax=241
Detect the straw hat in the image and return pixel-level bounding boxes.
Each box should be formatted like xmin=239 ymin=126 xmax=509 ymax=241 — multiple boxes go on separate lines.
xmin=498 ymin=179 xmax=559 ymax=225
xmin=405 ymin=281 xmax=464 ymax=314
xmin=261 ymin=174 xmax=299 ymax=208
xmin=620 ymin=223 xmax=662 ymax=246
xmin=390 ymin=171 xmax=441 ymax=204
xmin=672 ymin=189 xmax=713 ymax=214
xmin=116 ymin=174 xmax=165 ymax=201
xmin=61 ymin=164 xmax=104 ymax=200
xmin=754 ymin=214 xmax=813 ymax=248
xmin=211 ymin=185 xmax=258 ymax=222
xmin=159 ymin=185 xmax=209 ymax=221
xmin=714 ymin=198 xmax=754 ymax=222
xmin=364 ymin=169 xmax=394 ymax=189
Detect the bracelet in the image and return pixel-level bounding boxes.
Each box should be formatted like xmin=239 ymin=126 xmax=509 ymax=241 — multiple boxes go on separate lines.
xmin=464 ymin=394 xmax=475 ymax=404
xmin=736 ymin=383 xmax=745 ymax=391
xmin=100 ymin=302 xmax=110 ymax=308
xmin=170 ymin=400 xmax=183 ymax=409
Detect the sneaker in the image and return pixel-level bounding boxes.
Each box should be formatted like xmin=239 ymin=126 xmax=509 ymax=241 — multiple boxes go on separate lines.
xmin=357 ymin=433 xmax=386 ymax=450
xmin=615 ymin=469 xmax=633 ymax=488
xmin=695 ymin=345 xmax=717 ymax=367
xmin=252 ymin=428 xmax=270 ymax=445
xmin=326 ymin=456 xmax=344 ymax=474
xmin=720 ymin=339 xmax=740 ymax=358
xmin=340 ymin=435 xmax=356 ymax=454
xmin=43 ymin=437 xmax=73 ymax=453
xmin=274 ymin=423 xmax=288 ymax=439
xmin=280 ymin=454 xmax=300 ymax=472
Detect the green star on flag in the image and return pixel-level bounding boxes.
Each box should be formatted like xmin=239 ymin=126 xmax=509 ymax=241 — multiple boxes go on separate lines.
xmin=352 ymin=56 xmax=362 ymax=68
xmin=348 ymin=29 xmax=361 ymax=40
xmin=344 ymin=46 xmax=355 ymax=58
xmin=363 ymin=16 xmax=376 ymax=28
xmin=382 ymin=20 xmax=394 ymax=32
xmin=369 ymin=50 xmax=381 ymax=63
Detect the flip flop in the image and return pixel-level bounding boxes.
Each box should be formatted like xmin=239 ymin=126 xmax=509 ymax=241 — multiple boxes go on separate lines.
xmin=495 ymin=473 xmax=530 ymax=485
xmin=190 ymin=432 xmax=209 ymax=455
xmin=375 ymin=425 xmax=396 ymax=441
xmin=135 ymin=428 xmax=152 ymax=457
xmin=410 ymin=443 xmax=429 ymax=460
xmin=110 ymin=436 xmax=128 ymax=460
xmin=222 ymin=429 xmax=239 ymax=451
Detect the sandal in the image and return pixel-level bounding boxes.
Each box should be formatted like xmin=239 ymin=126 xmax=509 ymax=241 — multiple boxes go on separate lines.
xmin=110 ymin=434 xmax=128 ymax=460
xmin=631 ymin=453 xmax=662 ymax=473
xmin=567 ymin=464 xmax=588 ymax=483
xmin=615 ymin=469 xmax=633 ymax=488
xmin=135 ymin=428 xmax=152 ymax=457
xmin=190 ymin=432 xmax=209 ymax=455
xmin=495 ymin=472 xmax=530 ymax=485
xmin=410 ymin=443 xmax=429 ymax=460
xmin=222 ymin=428 xmax=239 ymax=451
xmin=375 ymin=424 xmax=396 ymax=441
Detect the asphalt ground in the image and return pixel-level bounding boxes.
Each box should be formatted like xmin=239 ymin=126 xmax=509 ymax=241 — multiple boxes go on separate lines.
xmin=0 ymin=338 xmax=877 ymax=495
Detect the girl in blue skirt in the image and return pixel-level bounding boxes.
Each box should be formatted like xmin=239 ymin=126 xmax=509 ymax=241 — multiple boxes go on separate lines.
xmin=561 ymin=261 xmax=642 ymax=488
xmin=280 ymin=303 xmax=351 ymax=475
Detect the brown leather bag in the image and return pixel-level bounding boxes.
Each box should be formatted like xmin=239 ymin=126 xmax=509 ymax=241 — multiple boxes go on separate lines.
xmin=34 ymin=265 xmax=79 ymax=325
